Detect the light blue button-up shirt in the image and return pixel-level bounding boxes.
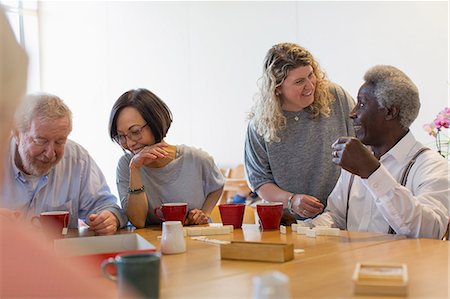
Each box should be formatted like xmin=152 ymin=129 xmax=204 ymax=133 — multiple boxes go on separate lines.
xmin=0 ymin=138 xmax=127 ymax=228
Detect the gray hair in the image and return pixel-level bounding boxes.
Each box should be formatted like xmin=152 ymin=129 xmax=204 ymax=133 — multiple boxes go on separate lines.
xmin=363 ymin=65 xmax=420 ymax=128
xmin=15 ymin=93 xmax=73 ymax=132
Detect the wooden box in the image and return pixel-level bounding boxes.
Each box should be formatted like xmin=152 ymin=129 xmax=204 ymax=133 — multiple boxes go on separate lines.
xmin=184 ymin=225 xmax=233 ymax=236
xmin=220 ymin=241 xmax=294 ymax=263
xmin=353 ymin=262 xmax=408 ymax=296
xmin=54 ymin=233 xmax=156 ymax=275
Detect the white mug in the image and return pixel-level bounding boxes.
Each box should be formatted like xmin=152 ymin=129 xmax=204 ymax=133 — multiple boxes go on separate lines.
xmin=161 ymin=221 xmax=186 ymax=254
xmin=242 ymin=224 xmax=262 ymax=242
xmin=252 ymin=271 xmax=291 ymax=299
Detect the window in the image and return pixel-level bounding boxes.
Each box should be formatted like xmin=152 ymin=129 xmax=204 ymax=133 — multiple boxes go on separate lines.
xmin=1 ymin=0 xmax=40 ymax=92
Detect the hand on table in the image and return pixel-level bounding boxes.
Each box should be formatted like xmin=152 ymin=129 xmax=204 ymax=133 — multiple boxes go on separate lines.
xmin=185 ymin=209 xmax=209 ymax=225
xmin=331 ymin=137 xmax=380 ymax=179
xmin=292 ymin=194 xmax=324 ymax=218
xmin=89 ymin=210 xmax=119 ymax=235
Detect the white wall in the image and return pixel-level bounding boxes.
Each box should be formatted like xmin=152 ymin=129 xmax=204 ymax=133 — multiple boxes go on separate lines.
xmin=38 ymin=1 xmax=448 ymax=198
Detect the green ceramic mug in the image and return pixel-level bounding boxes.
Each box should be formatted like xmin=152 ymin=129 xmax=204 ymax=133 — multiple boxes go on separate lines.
xmin=101 ymin=252 xmax=160 ymax=299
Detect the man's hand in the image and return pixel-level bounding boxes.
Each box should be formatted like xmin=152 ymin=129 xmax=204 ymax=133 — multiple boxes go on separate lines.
xmin=185 ymin=209 xmax=209 ymax=225
xmin=89 ymin=210 xmax=119 ymax=235
xmin=331 ymin=137 xmax=380 ymax=178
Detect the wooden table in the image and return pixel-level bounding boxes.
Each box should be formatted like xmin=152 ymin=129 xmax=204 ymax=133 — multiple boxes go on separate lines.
xmin=70 ymin=226 xmax=449 ymax=298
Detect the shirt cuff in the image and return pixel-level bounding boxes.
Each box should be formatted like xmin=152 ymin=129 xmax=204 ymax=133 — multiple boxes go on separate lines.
xmin=362 ymin=164 xmax=397 ymax=199
xmin=108 ymin=209 xmax=127 ymax=229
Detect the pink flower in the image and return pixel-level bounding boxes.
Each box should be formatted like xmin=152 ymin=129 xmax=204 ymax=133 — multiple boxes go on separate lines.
xmin=423 ymin=123 xmax=437 ymax=137
xmin=434 ymin=115 xmax=450 ymax=129
xmin=424 ymin=107 xmax=449 ymax=159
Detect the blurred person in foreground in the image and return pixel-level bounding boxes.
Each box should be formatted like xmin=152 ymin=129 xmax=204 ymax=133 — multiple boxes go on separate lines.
xmin=0 ymin=7 xmax=116 ymax=297
xmin=312 ymin=65 xmax=449 ymax=239
xmin=245 ymin=42 xmax=355 ymax=222
xmin=0 ymin=92 xmax=127 ymax=235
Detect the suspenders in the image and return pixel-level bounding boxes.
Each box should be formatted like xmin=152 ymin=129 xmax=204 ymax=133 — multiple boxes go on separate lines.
xmin=345 ymin=147 xmax=430 ymax=233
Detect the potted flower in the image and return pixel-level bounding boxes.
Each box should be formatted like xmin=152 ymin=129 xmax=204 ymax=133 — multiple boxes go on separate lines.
xmin=423 ymin=107 xmax=450 ymax=159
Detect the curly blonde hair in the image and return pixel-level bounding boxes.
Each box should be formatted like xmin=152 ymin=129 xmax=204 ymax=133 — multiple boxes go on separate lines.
xmin=249 ymin=43 xmax=332 ymax=142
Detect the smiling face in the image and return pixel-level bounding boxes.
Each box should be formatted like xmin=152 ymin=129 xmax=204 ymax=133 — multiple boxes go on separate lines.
xmin=351 ymin=83 xmax=388 ymax=146
xmin=115 ymin=106 xmax=155 ymax=154
xmin=277 ymin=65 xmax=316 ymax=112
xmin=14 ymin=116 xmax=70 ymax=176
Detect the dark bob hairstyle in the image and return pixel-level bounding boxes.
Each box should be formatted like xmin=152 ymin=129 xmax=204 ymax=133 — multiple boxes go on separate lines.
xmin=109 ymin=88 xmax=173 ymax=144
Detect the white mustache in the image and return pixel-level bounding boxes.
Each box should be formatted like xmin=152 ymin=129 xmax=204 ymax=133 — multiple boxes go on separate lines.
xmin=37 ymin=156 xmax=57 ymax=164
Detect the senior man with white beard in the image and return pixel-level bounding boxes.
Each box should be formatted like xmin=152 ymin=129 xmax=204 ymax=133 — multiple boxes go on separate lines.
xmin=0 ymin=93 xmax=126 ymax=235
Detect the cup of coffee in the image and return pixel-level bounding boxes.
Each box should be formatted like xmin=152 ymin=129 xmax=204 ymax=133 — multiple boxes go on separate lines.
xmin=154 ymin=203 xmax=187 ymax=223
xmin=31 ymin=211 xmax=70 ymax=237
xmin=101 ymin=252 xmax=160 ymax=299
xmin=256 ymin=202 xmax=283 ymax=230
xmin=218 ymin=204 xmax=245 ymax=228
xmin=160 ymin=221 xmax=186 ymax=255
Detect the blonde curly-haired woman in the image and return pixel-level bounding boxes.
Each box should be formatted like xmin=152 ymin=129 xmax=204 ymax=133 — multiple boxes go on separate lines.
xmin=245 ymin=43 xmax=355 ymax=222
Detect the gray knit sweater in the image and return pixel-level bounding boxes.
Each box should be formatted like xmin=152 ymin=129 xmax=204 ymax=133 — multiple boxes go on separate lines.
xmin=244 ymin=82 xmax=355 ymax=206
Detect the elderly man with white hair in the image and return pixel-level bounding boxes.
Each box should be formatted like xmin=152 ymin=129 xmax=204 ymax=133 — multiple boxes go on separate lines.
xmin=311 ymin=65 xmax=449 ymax=239
xmin=0 ymin=92 xmax=127 ymax=235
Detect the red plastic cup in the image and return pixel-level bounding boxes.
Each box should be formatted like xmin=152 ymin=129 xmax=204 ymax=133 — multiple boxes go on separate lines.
xmin=154 ymin=203 xmax=188 ymax=223
xmin=31 ymin=211 xmax=70 ymax=238
xmin=256 ymin=202 xmax=283 ymax=230
xmin=218 ymin=204 xmax=245 ymax=229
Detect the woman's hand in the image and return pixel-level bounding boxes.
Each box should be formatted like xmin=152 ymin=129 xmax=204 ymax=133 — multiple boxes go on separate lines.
xmin=292 ymin=194 xmax=324 ymax=218
xmin=129 ymin=142 xmax=168 ymax=169
xmin=185 ymin=209 xmax=209 ymax=225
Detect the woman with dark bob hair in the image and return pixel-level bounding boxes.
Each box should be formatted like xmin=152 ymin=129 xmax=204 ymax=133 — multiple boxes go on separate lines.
xmin=109 ymin=88 xmax=224 ymax=228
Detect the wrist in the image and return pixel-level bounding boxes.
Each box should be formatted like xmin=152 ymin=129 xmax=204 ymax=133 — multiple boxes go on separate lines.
xmin=361 ymin=161 xmax=381 ymax=179
xmin=129 ymin=162 xmax=142 ymax=172
xmin=287 ymin=193 xmax=295 ymax=211
xmin=127 ymin=185 xmax=145 ymax=195
xmin=113 ymin=214 xmax=121 ymax=230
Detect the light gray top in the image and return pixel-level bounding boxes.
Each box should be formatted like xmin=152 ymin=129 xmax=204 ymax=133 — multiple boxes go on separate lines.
xmin=244 ymin=82 xmax=355 ymax=206
xmin=116 ymin=144 xmax=225 ymax=225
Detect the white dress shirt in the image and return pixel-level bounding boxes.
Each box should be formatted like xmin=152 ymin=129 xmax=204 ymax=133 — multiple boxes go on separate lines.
xmin=318 ymin=131 xmax=449 ymax=239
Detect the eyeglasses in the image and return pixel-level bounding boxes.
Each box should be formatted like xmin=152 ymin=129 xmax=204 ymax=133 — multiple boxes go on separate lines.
xmin=114 ymin=124 xmax=147 ymax=145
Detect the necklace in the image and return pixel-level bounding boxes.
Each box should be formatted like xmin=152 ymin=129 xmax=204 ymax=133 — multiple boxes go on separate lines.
xmin=285 ymin=109 xmax=302 ymax=121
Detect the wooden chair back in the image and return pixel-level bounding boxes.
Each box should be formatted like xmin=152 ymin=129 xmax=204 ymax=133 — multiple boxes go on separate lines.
xmin=218 ymin=164 xmax=248 ymax=204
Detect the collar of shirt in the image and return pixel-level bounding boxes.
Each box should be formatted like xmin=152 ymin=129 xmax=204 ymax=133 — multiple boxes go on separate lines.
xmin=10 ymin=138 xmax=24 ymax=181
xmin=379 ymin=131 xmax=416 ymax=165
